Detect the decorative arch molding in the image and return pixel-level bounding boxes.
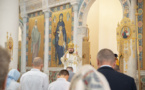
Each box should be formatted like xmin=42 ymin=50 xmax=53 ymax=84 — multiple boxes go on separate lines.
xmin=19 ymin=19 xmax=24 ymax=31
xmin=78 ymin=0 xmax=95 ymax=26
xmin=78 ymin=0 xmax=131 ymax=26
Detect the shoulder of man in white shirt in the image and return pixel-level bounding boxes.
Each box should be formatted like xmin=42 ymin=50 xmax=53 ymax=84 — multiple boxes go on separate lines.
xmin=49 ymin=78 xmax=70 ymax=84
xmin=21 ymin=69 xmax=48 ymax=79
xmin=48 ymin=78 xmax=70 ymax=90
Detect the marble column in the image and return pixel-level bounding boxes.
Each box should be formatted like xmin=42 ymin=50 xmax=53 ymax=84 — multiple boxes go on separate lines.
xmin=44 ymin=11 xmax=49 ymax=75
xmin=0 ymin=0 xmax=19 ymax=69
xmin=21 ymin=17 xmax=27 ymax=73
xmin=77 ymin=26 xmax=88 ymax=57
xmin=129 ymin=0 xmax=137 ymax=22
xmin=127 ymin=0 xmax=137 ymax=79
xmin=72 ymin=2 xmax=78 ymax=45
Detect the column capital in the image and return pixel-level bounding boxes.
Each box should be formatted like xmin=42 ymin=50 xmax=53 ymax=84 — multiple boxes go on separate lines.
xmin=23 ymin=17 xmax=28 ymax=23
xmin=42 ymin=6 xmax=50 ymax=13
xmin=77 ymin=26 xmax=88 ymax=35
xmin=20 ymin=1 xmax=27 ymax=18
xmin=71 ymin=2 xmax=78 ymax=12
xmin=43 ymin=10 xmax=50 ymax=18
xmin=21 ymin=13 xmax=27 ymax=18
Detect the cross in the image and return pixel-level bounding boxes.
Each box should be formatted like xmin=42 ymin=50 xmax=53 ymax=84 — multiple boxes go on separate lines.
xmin=75 ymin=45 xmax=79 ymax=51
xmin=7 ymin=32 xmax=8 ymax=40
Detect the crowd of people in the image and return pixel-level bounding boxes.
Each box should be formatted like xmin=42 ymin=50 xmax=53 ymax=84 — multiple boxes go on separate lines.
xmin=0 ymin=46 xmax=137 ymax=90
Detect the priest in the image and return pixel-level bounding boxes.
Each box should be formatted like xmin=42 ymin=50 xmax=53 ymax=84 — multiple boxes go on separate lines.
xmin=61 ymin=42 xmax=81 ymax=73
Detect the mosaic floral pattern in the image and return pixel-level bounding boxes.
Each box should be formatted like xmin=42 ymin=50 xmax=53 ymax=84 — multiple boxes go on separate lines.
xmin=138 ymin=0 xmax=143 ymax=69
xmin=49 ymin=71 xmax=59 ymax=83
xmin=141 ymin=76 xmax=145 ymax=90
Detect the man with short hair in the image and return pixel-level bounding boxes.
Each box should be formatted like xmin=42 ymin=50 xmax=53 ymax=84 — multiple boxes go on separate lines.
xmin=66 ymin=67 xmax=75 ymax=82
xmin=48 ymin=70 xmax=70 ymax=90
xmin=97 ymin=49 xmax=136 ymax=90
xmin=20 ymin=57 xmax=48 ymax=90
xmin=0 ymin=46 xmax=10 ymax=90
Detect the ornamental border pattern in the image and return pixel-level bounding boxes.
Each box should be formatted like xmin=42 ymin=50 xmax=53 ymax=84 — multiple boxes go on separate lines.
xmin=119 ymin=0 xmax=129 ymax=17
xmin=78 ymin=0 xmax=91 ymax=26
xmin=78 ymin=0 xmax=129 ymax=26
xmin=138 ymin=0 xmax=143 ymax=69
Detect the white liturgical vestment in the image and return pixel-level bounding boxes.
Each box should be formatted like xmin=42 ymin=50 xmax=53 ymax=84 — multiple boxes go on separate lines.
xmin=61 ymin=51 xmax=81 ymax=73
xmin=48 ymin=78 xmax=70 ymax=90
xmin=20 ymin=69 xmax=48 ymax=90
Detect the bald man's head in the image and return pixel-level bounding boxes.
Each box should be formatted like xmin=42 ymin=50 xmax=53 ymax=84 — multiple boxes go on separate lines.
xmin=32 ymin=57 xmax=43 ymax=70
xmin=97 ymin=49 xmax=115 ymax=67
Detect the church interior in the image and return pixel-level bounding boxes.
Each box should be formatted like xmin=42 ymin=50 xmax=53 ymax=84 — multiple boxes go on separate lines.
xmin=0 ymin=0 xmax=145 ymax=89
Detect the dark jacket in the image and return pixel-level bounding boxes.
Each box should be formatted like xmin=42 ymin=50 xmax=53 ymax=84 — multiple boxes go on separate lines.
xmin=98 ymin=66 xmax=137 ymax=90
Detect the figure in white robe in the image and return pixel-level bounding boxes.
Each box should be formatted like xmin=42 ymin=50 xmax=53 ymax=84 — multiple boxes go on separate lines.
xmin=31 ymin=20 xmax=41 ymax=61
xmin=6 ymin=69 xmax=20 ymax=90
xmin=61 ymin=42 xmax=81 ymax=73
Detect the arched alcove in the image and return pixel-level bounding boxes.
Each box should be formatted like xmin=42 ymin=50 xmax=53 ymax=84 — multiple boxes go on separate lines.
xmin=79 ymin=0 xmax=124 ymax=68
xmin=78 ymin=0 xmax=129 ymax=27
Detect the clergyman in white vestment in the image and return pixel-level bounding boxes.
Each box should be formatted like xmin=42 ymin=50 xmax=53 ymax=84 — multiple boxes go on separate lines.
xmin=61 ymin=42 xmax=81 ymax=73
xmin=20 ymin=57 xmax=48 ymax=90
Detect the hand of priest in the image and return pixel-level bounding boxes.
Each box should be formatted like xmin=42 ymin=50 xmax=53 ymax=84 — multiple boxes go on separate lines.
xmin=76 ymin=51 xmax=78 ymax=55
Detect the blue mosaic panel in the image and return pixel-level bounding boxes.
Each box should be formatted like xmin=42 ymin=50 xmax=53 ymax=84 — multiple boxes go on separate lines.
xmin=138 ymin=0 xmax=143 ymax=69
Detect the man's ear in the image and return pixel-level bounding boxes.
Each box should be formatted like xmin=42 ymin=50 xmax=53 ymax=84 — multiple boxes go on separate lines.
xmin=57 ymin=75 xmax=60 ymax=78
xmin=32 ymin=63 xmax=34 ymax=67
xmin=97 ymin=59 xmax=99 ymax=66
xmin=3 ymin=76 xmax=7 ymax=89
xmin=40 ymin=64 xmax=44 ymax=69
xmin=112 ymin=61 xmax=116 ymax=68
xmin=41 ymin=64 xmax=44 ymax=67
xmin=65 ymin=75 xmax=69 ymax=80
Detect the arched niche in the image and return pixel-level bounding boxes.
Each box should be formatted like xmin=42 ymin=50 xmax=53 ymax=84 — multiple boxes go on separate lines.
xmin=78 ymin=0 xmax=130 ymax=27
xmin=76 ymin=0 xmax=130 ymax=68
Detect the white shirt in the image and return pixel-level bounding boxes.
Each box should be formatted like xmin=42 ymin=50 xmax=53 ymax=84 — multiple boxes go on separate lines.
xmin=6 ymin=80 xmax=20 ymax=90
xmin=20 ymin=69 xmax=48 ymax=90
xmin=100 ymin=65 xmax=112 ymax=68
xmin=48 ymin=78 xmax=70 ymax=90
